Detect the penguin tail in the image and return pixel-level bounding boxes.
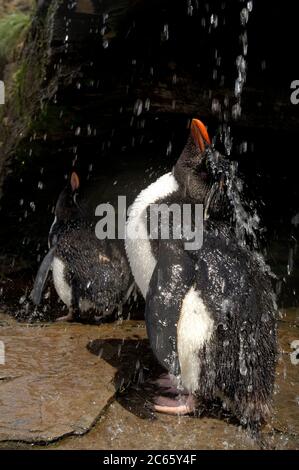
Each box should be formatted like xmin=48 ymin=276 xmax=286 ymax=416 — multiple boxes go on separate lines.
xmin=238 ymin=395 xmax=272 ymax=436
xmin=235 ymin=395 xmax=279 ymax=450
xmin=31 ymin=247 xmax=55 ymax=305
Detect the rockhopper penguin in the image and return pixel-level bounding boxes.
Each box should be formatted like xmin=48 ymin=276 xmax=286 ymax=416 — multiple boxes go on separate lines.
xmin=31 ymin=172 xmax=133 ymax=322
xmin=125 ymin=119 xmax=278 ymax=431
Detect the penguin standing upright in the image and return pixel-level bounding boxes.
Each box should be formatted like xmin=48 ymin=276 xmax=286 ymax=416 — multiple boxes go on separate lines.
xmin=125 ymin=119 xmax=278 ymax=432
xmin=31 ymin=172 xmax=134 ymax=322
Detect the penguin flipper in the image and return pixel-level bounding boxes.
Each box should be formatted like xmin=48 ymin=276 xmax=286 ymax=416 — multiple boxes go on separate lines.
xmin=31 ymin=247 xmax=55 ymax=305
xmin=145 ymin=241 xmax=195 ymax=375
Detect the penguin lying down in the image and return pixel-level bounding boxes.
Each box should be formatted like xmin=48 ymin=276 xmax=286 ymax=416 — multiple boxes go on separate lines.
xmin=126 ymin=119 xmax=278 ymax=431
xmin=31 ymin=172 xmax=134 ymax=322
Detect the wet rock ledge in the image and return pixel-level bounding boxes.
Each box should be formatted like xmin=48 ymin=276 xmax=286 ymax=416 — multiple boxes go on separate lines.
xmin=0 ymin=311 xmax=298 ymax=450
xmin=0 ymin=313 xmax=148 ymax=443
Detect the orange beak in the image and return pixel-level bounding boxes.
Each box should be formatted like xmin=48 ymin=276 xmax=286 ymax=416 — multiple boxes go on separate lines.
xmin=191 ymin=118 xmax=211 ymax=152
xmin=71 ymin=171 xmax=80 ymax=191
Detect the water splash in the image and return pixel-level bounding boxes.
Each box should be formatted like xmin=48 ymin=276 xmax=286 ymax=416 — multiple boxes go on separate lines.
xmin=206 ymin=148 xmax=260 ymax=248
xmin=225 ymin=161 xmax=260 ymax=247
xmin=233 ymin=1 xmax=253 ymax=119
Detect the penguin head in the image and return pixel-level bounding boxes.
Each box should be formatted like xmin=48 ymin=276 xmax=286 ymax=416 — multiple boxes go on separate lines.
xmin=55 ymin=172 xmax=81 ymax=220
xmin=48 ymin=172 xmax=82 ymax=247
xmin=174 ymin=118 xmax=230 ymax=217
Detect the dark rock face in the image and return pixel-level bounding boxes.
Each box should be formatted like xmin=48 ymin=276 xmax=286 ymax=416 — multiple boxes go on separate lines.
xmin=0 ymin=1 xmax=33 ymax=18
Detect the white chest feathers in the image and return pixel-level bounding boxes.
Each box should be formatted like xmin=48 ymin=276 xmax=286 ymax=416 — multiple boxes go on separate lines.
xmin=125 ymin=172 xmax=179 ymax=298
xmin=52 ymin=256 xmax=72 ymax=307
xmin=52 ymin=256 xmax=94 ymax=312
xmin=177 ymin=287 xmax=214 ymax=393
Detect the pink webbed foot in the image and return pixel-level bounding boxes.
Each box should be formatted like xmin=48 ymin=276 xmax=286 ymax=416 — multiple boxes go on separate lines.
xmin=153 ymin=394 xmax=196 ymax=415
xmin=150 ymin=373 xmax=189 ymax=396
xmin=55 ymin=310 xmax=75 ymax=322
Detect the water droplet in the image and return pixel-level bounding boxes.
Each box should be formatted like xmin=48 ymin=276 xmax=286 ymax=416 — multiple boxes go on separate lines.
xmin=240 ymin=363 xmax=247 ymax=376
xmin=19 ymin=295 xmax=26 ymax=305
xmin=166 ymin=141 xmax=172 ymax=155
xmin=133 ymin=99 xmax=143 ymax=116
xmin=261 ymin=313 xmax=269 ymax=322
xmin=210 ymin=14 xmax=218 ymax=28
xmin=187 ymin=0 xmax=193 ymax=16
xmin=240 ymin=7 xmax=249 ymax=25
xmin=161 ymin=24 xmax=169 ymax=41
xmin=211 ymin=98 xmax=221 ymax=113
xmin=287 ymin=248 xmax=294 ymax=276
xmin=232 ymin=103 xmax=242 ymax=119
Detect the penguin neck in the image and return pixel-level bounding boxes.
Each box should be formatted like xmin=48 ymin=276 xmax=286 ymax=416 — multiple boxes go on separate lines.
xmin=125 ymin=172 xmax=179 ymax=298
xmin=173 ymin=136 xmax=211 ymax=203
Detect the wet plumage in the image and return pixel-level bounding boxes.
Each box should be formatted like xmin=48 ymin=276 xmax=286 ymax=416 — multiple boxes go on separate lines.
xmin=126 ymin=119 xmax=278 ymax=432
xmin=32 ymin=172 xmax=133 ymax=321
